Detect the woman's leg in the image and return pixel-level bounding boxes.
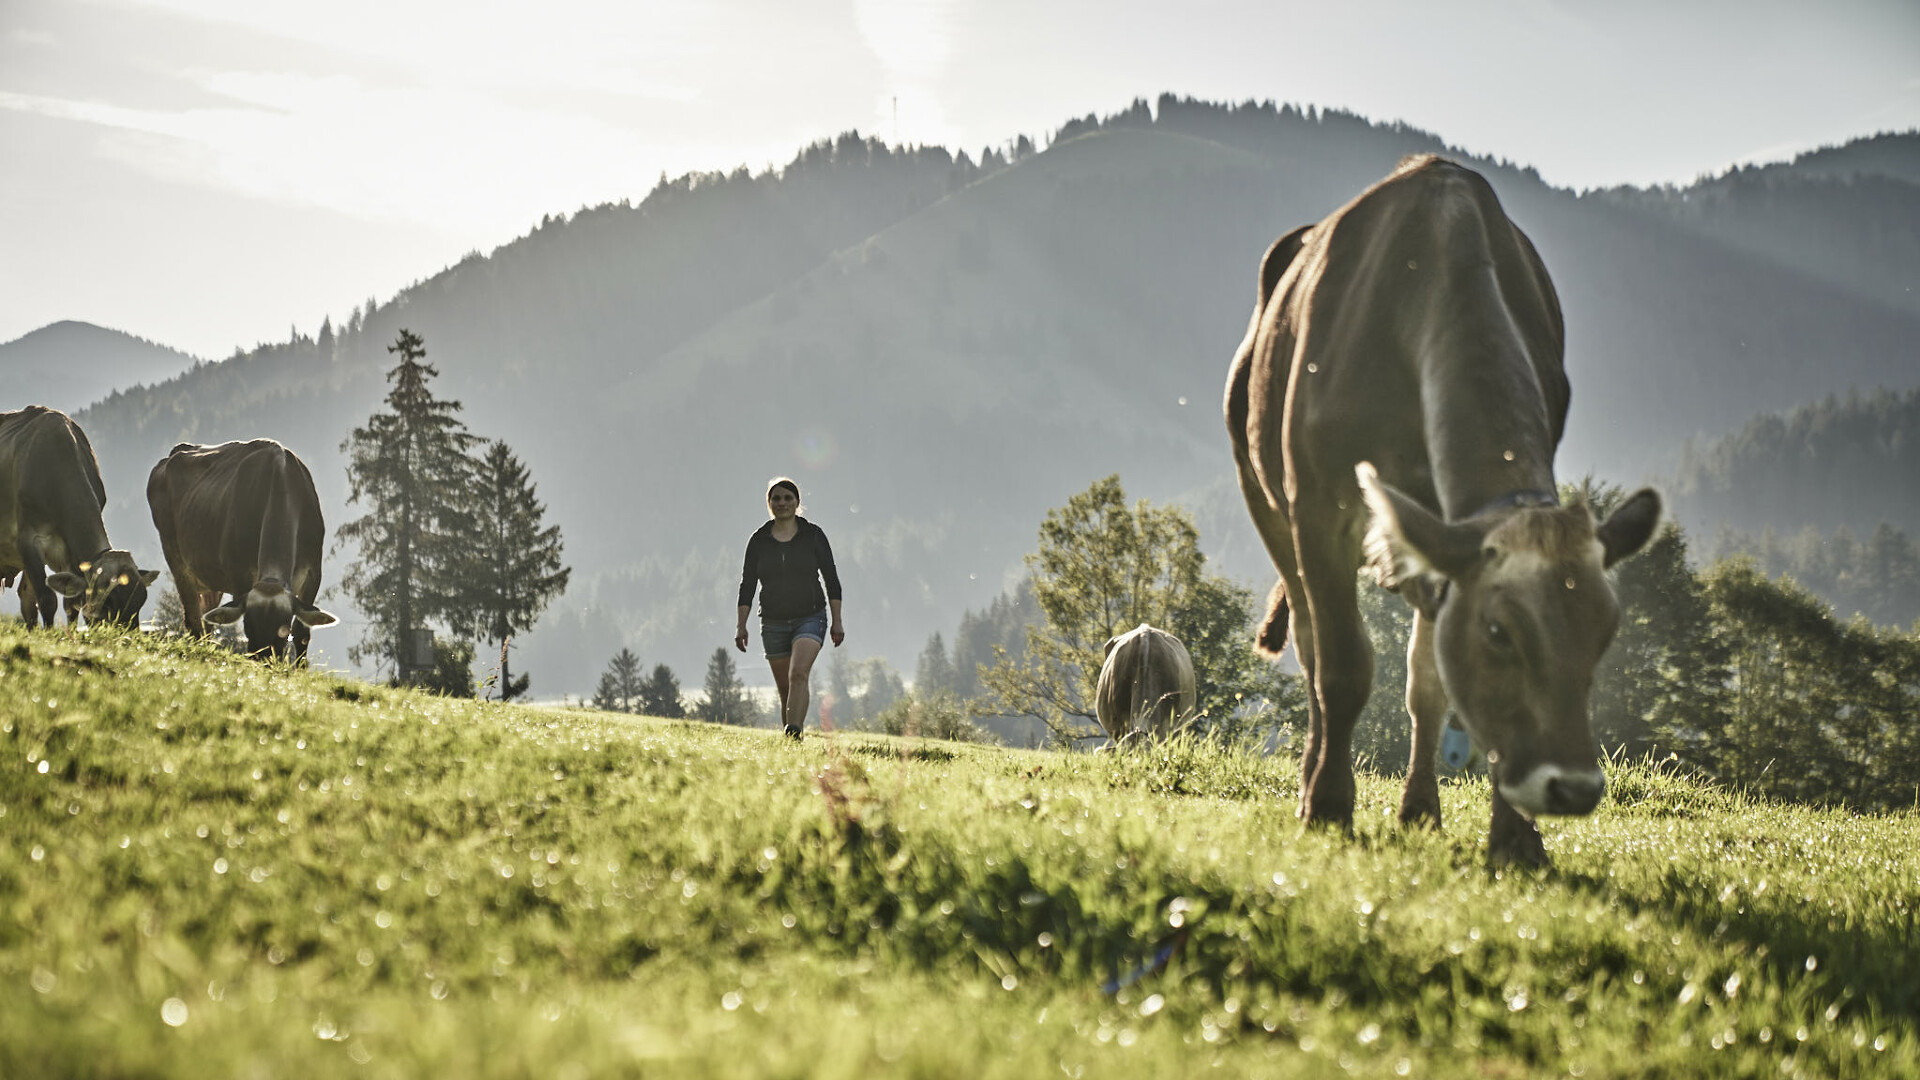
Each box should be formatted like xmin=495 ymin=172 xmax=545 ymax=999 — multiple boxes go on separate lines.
xmin=783 ymin=636 xmax=823 ymax=732
xmin=768 ymin=656 xmax=791 ymax=718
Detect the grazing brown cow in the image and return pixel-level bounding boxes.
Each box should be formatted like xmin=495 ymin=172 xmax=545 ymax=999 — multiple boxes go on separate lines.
xmin=0 ymin=406 xmax=158 ymax=626
xmin=1224 ymin=155 xmax=1661 ymax=865
xmin=147 ymin=439 xmax=336 ymax=662
xmin=1095 ymin=623 xmax=1197 ymax=746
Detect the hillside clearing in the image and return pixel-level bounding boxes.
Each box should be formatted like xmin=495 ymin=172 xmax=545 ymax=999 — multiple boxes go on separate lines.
xmin=1 ymin=625 xmax=1915 ymax=1078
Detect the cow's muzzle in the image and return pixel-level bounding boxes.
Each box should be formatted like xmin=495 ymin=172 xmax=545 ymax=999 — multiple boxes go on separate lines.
xmin=1498 ymin=764 xmax=1606 ymax=817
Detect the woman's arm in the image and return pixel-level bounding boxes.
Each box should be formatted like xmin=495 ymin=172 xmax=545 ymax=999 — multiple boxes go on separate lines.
xmin=815 ymin=525 xmax=845 ymax=646
xmin=736 ymin=530 xmax=761 ymax=652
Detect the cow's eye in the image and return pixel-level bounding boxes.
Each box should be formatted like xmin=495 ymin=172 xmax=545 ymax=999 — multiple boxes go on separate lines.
xmin=1486 ymin=621 xmax=1513 ymax=651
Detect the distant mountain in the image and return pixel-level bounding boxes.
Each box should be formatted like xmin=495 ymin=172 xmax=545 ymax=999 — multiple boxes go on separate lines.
xmin=61 ymin=99 xmax=1920 ymax=696
xmin=0 ymin=321 xmax=204 ymax=417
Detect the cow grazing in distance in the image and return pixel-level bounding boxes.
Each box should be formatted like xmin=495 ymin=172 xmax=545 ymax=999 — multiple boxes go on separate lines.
xmin=147 ymin=439 xmax=336 ymax=662
xmin=0 ymin=406 xmax=158 ymax=626
xmin=1095 ymin=623 xmax=1197 ymax=746
xmin=1224 ymin=155 xmax=1661 ymax=866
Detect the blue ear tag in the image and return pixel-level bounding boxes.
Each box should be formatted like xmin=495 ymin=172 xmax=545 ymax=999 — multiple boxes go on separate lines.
xmin=1440 ymin=714 xmax=1473 ymax=772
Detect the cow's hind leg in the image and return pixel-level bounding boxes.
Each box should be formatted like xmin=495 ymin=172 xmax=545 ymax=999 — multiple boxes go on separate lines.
xmin=1398 ymin=611 xmax=1444 ymax=828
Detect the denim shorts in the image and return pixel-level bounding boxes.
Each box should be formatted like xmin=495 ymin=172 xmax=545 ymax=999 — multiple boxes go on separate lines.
xmin=761 ymin=609 xmax=828 ymax=660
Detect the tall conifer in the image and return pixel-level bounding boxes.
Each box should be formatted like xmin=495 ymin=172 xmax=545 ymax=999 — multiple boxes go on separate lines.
xmin=335 ymin=329 xmax=481 ymax=674
xmin=457 ymin=440 xmax=571 ymax=699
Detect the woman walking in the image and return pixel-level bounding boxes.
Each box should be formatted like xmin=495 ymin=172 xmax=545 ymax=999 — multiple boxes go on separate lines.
xmin=735 ymin=477 xmax=844 ymax=739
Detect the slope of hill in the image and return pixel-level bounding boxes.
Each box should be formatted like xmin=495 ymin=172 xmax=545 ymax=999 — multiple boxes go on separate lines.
xmin=4 ymin=624 xmax=1914 ymax=1078
xmin=59 ymin=98 xmax=1920 ymax=694
xmin=0 ymin=320 xmax=204 ymax=416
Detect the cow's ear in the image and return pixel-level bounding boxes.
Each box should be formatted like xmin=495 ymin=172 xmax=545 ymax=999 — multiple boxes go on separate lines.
xmin=203 ymin=602 xmax=244 ymax=626
xmin=1597 ymin=488 xmax=1662 ymax=568
xmin=45 ymin=572 xmax=84 ymax=598
xmin=139 ymin=569 xmax=162 ymax=586
xmin=295 ymin=605 xmax=338 ymax=629
xmin=1356 ymin=463 xmax=1486 ymax=588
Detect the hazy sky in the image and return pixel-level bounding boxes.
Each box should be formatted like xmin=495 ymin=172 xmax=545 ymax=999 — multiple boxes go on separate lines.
xmin=3 ymin=0 xmax=1915 ymax=359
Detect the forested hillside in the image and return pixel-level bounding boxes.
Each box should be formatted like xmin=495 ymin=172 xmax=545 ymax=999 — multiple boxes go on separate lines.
xmin=60 ymin=98 xmax=1920 ymax=696
xmin=1671 ymin=388 xmax=1920 ymax=540
xmin=1594 ymin=133 xmax=1920 ymax=318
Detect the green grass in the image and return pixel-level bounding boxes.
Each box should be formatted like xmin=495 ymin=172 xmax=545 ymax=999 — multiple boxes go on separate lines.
xmin=2 ymin=624 xmax=1916 ymax=1078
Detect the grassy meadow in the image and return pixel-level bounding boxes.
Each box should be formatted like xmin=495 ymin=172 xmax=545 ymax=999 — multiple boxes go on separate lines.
xmin=2 ymin=623 xmax=1916 ymax=1078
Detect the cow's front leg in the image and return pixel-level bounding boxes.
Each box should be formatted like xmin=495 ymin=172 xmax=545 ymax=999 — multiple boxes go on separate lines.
xmin=1488 ymin=782 xmax=1549 ymax=867
xmin=1398 ymin=611 xmax=1445 ymax=828
xmin=179 ymin=583 xmax=209 ymax=637
xmin=1294 ymin=522 xmax=1372 ymax=831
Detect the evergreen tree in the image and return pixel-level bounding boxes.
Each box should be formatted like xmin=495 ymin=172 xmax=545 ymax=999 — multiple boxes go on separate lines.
xmin=334 ymin=329 xmax=481 ymax=676
xmin=915 ymin=631 xmax=955 ymax=696
xmin=696 ymin=646 xmax=754 ymax=725
xmin=639 ymin=663 xmax=686 ymax=718
xmin=455 ymin=441 xmax=571 ymax=699
xmin=591 ymin=647 xmax=644 ymax=712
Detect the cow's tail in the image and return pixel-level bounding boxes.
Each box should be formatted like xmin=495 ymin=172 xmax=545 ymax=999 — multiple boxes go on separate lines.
xmin=1255 ymin=579 xmax=1290 ymax=658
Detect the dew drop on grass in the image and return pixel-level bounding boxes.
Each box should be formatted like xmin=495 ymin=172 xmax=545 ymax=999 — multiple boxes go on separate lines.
xmin=36 ymin=761 xmax=47 ymax=775
xmin=781 ymin=914 xmax=797 ymax=929
xmin=30 ymin=846 xmax=44 ymax=862
xmin=1139 ymin=994 xmax=1162 ymax=1016
xmin=722 ymin=991 xmax=742 ymax=1011
xmin=161 ymin=998 xmax=188 ymax=1026
xmin=1003 ymin=975 xmax=1019 ymax=991
xmin=30 ymin=968 xmax=55 ymax=994
xmin=213 ymin=859 xmax=228 ymax=875
xmin=1805 ymin=955 xmax=1819 ymax=972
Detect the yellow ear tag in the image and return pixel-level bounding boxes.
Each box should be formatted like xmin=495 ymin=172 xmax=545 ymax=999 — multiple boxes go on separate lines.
xmin=118 ymin=574 xmax=131 ymax=586
xmin=78 ymin=562 xmax=92 ymax=572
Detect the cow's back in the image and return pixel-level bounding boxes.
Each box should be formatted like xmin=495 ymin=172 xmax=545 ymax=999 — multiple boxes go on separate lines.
xmin=149 ymin=439 xmax=325 ymax=601
xmin=1096 ymin=624 xmax=1198 ymax=741
xmin=0 ymin=407 xmax=107 ymax=570
xmin=1254 ymin=155 xmax=1568 ymax=519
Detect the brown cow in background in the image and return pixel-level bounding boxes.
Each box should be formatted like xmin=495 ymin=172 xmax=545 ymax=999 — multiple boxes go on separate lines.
xmin=1095 ymin=623 xmax=1197 ymax=746
xmin=148 ymin=439 xmax=336 ymax=663
xmin=0 ymin=406 xmax=158 ymax=626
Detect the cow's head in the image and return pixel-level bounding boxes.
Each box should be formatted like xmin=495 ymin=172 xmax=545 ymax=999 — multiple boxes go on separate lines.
xmin=203 ymin=579 xmax=338 ymax=663
xmin=1357 ymin=463 xmax=1661 ymax=818
xmin=46 ymin=551 xmax=160 ymax=626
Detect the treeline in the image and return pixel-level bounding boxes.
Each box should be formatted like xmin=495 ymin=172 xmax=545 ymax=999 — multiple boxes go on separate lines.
xmin=1672 ymin=388 xmax=1920 ymax=540
xmin=1708 ymin=522 xmax=1920 ymax=629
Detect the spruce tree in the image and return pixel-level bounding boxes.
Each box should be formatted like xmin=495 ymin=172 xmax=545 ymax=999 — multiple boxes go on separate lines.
xmin=915 ymin=631 xmax=954 ymax=696
xmin=336 ymin=329 xmax=481 ymax=675
xmin=697 ymin=647 xmax=753 ymax=725
xmin=456 ymin=440 xmax=571 ymax=699
xmin=639 ymin=663 xmax=686 ymax=718
xmin=591 ymin=648 xmax=644 ymax=712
